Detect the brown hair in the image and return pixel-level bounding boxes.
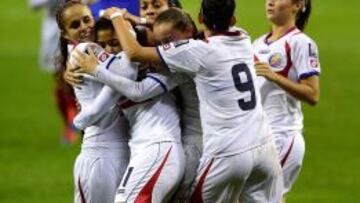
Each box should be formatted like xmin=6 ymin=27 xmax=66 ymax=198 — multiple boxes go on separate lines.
xmin=54 ymin=0 xmax=84 ymax=85
xmin=154 ymin=8 xmax=198 ymax=38
xmin=294 ymin=0 xmax=312 ymax=31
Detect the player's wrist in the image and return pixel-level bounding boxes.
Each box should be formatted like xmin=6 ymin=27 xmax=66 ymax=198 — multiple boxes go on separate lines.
xmin=110 ymin=11 xmax=124 ymax=20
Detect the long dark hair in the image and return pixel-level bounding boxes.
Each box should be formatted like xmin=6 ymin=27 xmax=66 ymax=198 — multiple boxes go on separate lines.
xmin=55 ymin=0 xmax=83 ymax=75
xmin=295 ymin=0 xmax=312 ymax=31
xmin=154 ymin=8 xmax=198 ymax=38
xmin=200 ymin=0 xmax=235 ymax=33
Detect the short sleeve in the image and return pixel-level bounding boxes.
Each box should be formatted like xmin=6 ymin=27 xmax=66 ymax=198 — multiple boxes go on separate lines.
xmin=146 ymin=71 xmax=191 ymax=92
xmin=156 ymin=39 xmax=208 ymax=74
xmin=291 ymin=35 xmax=321 ymax=80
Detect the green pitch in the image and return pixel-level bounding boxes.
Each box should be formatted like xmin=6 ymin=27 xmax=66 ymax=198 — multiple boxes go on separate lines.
xmin=0 ymin=0 xmax=359 ymax=202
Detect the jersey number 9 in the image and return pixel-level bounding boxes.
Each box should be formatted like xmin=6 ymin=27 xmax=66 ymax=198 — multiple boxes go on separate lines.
xmin=231 ymin=63 xmax=256 ymax=111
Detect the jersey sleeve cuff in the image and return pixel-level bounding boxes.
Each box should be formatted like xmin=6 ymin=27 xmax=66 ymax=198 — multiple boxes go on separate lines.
xmin=146 ymin=74 xmax=168 ymax=93
xmin=299 ymin=71 xmax=320 ymax=80
xmin=156 ymin=46 xmax=171 ymax=71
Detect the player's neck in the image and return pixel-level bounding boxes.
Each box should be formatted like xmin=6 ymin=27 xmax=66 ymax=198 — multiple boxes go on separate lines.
xmin=269 ymin=21 xmax=296 ymax=41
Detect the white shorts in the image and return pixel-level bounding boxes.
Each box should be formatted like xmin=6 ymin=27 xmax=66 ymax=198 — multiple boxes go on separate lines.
xmin=115 ymin=142 xmax=185 ymax=203
xmin=275 ymin=133 xmax=305 ymax=195
xmin=172 ymin=136 xmax=202 ymax=203
xmin=74 ymin=145 xmax=129 ymax=203
xmin=190 ymin=140 xmax=283 ymax=203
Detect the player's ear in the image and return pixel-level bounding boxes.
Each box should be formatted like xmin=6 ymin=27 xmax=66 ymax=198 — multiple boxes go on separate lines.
xmin=61 ymin=30 xmax=71 ymax=41
xmin=293 ymin=0 xmax=304 ymax=13
xmin=229 ymin=16 xmax=236 ymax=27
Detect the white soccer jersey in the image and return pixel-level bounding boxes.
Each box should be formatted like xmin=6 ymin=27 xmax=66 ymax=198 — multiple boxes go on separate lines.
xmin=69 ymin=44 xmax=137 ymax=146
xmin=252 ymin=27 xmax=321 ymax=135
xmin=120 ymin=91 xmax=181 ymax=155
xmin=157 ymin=27 xmax=271 ymax=157
xmin=81 ymin=59 xmax=183 ymax=156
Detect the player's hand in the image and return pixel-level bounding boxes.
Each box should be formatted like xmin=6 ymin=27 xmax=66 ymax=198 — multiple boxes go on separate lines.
xmin=102 ymin=7 xmax=127 ymax=19
xmin=64 ymin=62 xmax=83 ymax=87
xmin=72 ymin=48 xmax=99 ymax=76
xmin=255 ymin=62 xmax=280 ymax=82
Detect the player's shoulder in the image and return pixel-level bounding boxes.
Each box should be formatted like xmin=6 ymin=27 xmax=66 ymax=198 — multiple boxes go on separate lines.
xmin=288 ymin=31 xmax=318 ymax=47
xmin=252 ymin=33 xmax=269 ymax=47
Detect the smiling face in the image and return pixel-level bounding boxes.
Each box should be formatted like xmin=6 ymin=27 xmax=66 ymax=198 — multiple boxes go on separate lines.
xmin=140 ymin=0 xmax=170 ymax=25
xmin=265 ymin=0 xmax=302 ymax=26
xmin=96 ymin=29 xmax=122 ymax=54
xmin=61 ymin=4 xmax=95 ymax=43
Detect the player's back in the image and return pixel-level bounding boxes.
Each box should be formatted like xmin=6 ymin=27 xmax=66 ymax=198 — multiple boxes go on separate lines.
xmin=194 ymin=28 xmax=270 ymax=157
xmin=121 ymin=85 xmax=181 ymax=156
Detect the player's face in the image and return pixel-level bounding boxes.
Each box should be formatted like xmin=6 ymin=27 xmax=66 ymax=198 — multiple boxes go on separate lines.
xmin=153 ymin=21 xmax=192 ymax=44
xmin=266 ymin=0 xmax=300 ymax=26
xmin=96 ymin=29 xmax=122 ymax=54
xmin=140 ymin=0 xmax=170 ymax=25
xmin=62 ymin=4 xmax=95 ymax=42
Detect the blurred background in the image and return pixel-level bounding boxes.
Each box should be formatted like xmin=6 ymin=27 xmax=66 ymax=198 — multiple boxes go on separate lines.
xmin=0 ymin=0 xmax=359 ymax=202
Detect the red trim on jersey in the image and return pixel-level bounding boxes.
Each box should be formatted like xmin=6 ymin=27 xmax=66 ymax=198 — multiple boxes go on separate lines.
xmin=78 ymin=177 xmax=87 ymax=203
xmin=281 ymin=136 xmax=295 ymax=167
xmin=190 ymin=159 xmax=214 ymax=203
xmin=277 ymin=41 xmax=293 ymax=77
xmin=119 ymin=99 xmax=151 ymax=109
xmin=134 ymin=146 xmax=173 ymax=203
xmin=211 ymin=30 xmax=242 ymax=37
xmin=264 ymin=26 xmax=298 ymax=45
xmin=254 ymin=54 xmax=260 ymax=62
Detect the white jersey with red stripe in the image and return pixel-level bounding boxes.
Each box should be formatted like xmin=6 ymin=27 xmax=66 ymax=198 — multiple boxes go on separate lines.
xmin=157 ymin=27 xmax=271 ymax=157
xmin=69 ymin=43 xmax=135 ymax=146
xmin=120 ymin=87 xmax=182 ymax=155
xmin=252 ymin=27 xmax=321 ymax=135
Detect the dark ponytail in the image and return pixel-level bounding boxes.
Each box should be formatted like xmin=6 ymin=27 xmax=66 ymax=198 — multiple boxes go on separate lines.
xmin=55 ymin=0 xmax=82 ymax=78
xmin=201 ymin=0 xmax=235 ymax=33
xmin=295 ymin=0 xmax=311 ymax=31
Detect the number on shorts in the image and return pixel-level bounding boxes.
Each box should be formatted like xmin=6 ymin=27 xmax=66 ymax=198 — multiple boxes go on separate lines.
xmin=231 ymin=63 xmax=256 ymax=111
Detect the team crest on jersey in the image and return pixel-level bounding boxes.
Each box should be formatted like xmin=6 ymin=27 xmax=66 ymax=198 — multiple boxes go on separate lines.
xmin=268 ymin=53 xmax=284 ymax=69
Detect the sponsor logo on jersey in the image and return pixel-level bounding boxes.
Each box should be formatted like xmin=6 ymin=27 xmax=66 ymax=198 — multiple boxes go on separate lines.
xmin=309 ymin=43 xmax=318 ymax=57
xmin=116 ymin=188 xmax=125 ymax=194
xmin=259 ymin=49 xmax=271 ymax=54
xmin=268 ymin=53 xmax=284 ymax=69
xmin=174 ymin=39 xmax=190 ymax=48
xmin=98 ymin=52 xmax=109 ymax=62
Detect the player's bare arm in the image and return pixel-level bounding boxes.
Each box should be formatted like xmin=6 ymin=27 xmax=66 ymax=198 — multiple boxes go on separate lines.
xmin=255 ymin=61 xmax=319 ymax=106
xmin=103 ymin=7 xmax=161 ymax=65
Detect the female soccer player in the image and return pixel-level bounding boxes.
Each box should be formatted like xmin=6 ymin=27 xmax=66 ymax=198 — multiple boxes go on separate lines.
xmin=252 ymin=0 xmax=320 ymax=202
xmin=71 ymin=16 xmax=186 ymax=203
xmin=78 ymin=0 xmax=284 ymax=202
xmin=74 ymin=9 xmax=202 ymax=202
xmin=55 ymin=1 xmax=131 ymax=203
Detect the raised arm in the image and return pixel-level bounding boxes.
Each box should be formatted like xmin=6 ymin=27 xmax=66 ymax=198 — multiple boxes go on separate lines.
xmin=95 ymin=67 xmax=190 ymax=102
xmin=105 ymin=8 xmax=161 ymax=63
